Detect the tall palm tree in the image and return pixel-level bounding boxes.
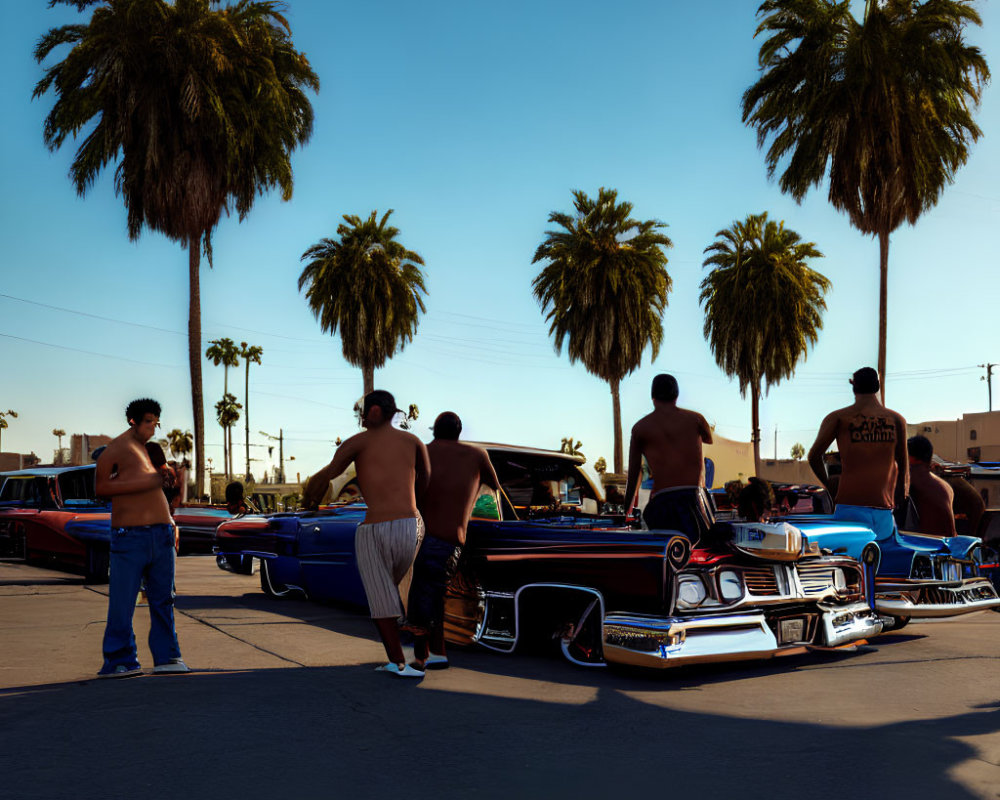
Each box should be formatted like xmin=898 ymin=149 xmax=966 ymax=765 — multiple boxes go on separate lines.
xmin=206 ymin=338 xmax=240 ymax=479
xmin=215 ymin=393 xmax=241 ymax=481
xmin=238 ymin=341 xmax=263 ymax=480
xmin=34 ymin=0 xmax=319 ymax=498
xmin=0 ymin=410 xmax=18 ymax=454
xmin=299 ymin=210 xmax=427 ymax=395
xmin=701 ymin=212 xmax=830 ymax=477
xmin=52 ymin=428 xmax=66 ymax=464
xmin=742 ymin=0 xmax=989 ymax=401
xmin=532 ymin=188 xmax=673 ymax=474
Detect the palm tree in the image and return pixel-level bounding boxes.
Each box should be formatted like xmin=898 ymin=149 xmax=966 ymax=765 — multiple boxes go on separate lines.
xmin=215 ymin=393 xmax=242 ymax=481
xmin=34 ymin=0 xmax=320 ymax=499
xmin=701 ymin=212 xmax=830 ymax=477
xmin=52 ymin=428 xmax=66 ymax=464
xmin=560 ymin=436 xmax=585 ymax=461
xmin=532 ymin=188 xmax=673 ymax=474
xmin=206 ymin=338 xmax=240 ymax=479
xmin=742 ymin=0 xmax=989 ymax=401
xmin=238 ymin=342 xmax=263 ymax=480
xmin=299 ymin=211 xmax=427 ymax=395
xmin=166 ymin=428 xmax=193 ymax=461
xmin=0 ymin=410 xmax=18 ymax=454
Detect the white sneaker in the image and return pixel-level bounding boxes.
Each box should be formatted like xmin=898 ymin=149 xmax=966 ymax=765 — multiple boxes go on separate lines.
xmin=374 ymin=663 xmax=424 ymax=678
xmin=153 ymin=658 xmax=190 ymax=674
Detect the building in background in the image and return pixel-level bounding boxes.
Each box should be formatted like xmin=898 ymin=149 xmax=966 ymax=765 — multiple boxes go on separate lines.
xmin=69 ymin=434 xmax=112 ymax=465
xmin=0 ymin=452 xmax=41 ymax=472
xmin=907 ymin=411 xmax=1000 ymax=464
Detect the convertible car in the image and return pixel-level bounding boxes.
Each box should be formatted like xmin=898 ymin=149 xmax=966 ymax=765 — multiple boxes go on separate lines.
xmin=215 ymin=444 xmax=882 ymax=670
xmin=0 ymin=464 xmax=239 ymax=582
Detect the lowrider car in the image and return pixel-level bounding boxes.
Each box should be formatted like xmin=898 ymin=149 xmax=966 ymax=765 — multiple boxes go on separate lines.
xmin=0 ymin=465 xmax=112 ymax=582
xmin=215 ymin=444 xmax=882 ymax=670
xmin=782 ymin=510 xmax=1000 ymax=628
xmin=0 ymin=464 xmax=240 ymax=582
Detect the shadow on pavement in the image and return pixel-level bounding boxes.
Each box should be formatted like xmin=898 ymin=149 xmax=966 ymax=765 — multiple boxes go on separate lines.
xmin=0 ymin=664 xmax=996 ymax=800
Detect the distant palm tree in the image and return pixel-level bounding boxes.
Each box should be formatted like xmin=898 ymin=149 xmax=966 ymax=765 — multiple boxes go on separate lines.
xmin=0 ymin=410 xmax=18 ymax=454
xmin=206 ymin=338 xmax=240 ymax=479
xmin=166 ymin=428 xmax=194 ymax=465
xmin=790 ymin=443 xmax=806 ymax=461
xmin=701 ymin=212 xmax=830 ymax=477
xmin=34 ymin=0 xmax=319 ymax=497
xmin=238 ymin=342 xmax=263 ymax=480
xmin=299 ymin=210 xmax=427 ymax=395
xmin=532 ymin=188 xmax=673 ymax=474
xmin=215 ymin=393 xmax=242 ymax=481
xmin=742 ymin=0 xmax=989 ymax=400
xmin=560 ymin=437 xmax=585 ymax=461
xmin=52 ymin=428 xmax=66 ymax=464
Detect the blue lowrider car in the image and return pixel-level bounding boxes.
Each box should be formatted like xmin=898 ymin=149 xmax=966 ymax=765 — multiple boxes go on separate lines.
xmin=216 ymin=444 xmax=882 ymax=670
xmin=782 ymin=512 xmax=1000 ymax=628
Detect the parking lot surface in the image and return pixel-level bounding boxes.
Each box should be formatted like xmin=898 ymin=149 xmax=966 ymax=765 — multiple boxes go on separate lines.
xmin=1 ymin=556 xmax=998 ymax=799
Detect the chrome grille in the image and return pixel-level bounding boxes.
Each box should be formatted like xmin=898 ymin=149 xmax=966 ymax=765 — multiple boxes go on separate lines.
xmin=797 ymin=564 xmax=835 ymax=595
xmin=743 ymin=566 xmax=779 ymax=595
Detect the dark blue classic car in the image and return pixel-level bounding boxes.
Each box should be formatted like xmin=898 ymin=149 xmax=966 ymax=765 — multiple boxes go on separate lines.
xmin=216 ymin=444 xmax=882 ymax=669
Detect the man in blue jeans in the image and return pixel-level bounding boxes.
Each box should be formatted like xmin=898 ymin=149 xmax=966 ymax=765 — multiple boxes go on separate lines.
xmin=95 ymin=398 xmax=189 ymax=678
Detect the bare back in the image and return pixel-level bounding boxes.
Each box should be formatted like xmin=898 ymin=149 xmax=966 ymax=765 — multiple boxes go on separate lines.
xmin=632 ymin=405 xmax=711 ymax=491
xmin=420 ymin=441 xmax=499 ymax=545
xmin=97 ymin=432 xmax=172 ymax=527
xmin=350 ymin=427 xmax=427 ymax=525
xmin=810 ymin=397 xmax=907 ymax=509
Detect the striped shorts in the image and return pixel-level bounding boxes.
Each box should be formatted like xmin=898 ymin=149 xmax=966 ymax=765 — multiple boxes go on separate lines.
xmin=355 ymin=516 xmax=424 ymax=619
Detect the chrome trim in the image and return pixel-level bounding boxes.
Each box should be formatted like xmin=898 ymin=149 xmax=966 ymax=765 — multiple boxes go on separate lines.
xmin=260 ymin=558 xmax=306 ymax=599
xmin=474 ymin=583 xmax=607 ymax=666
xmin=875 ymin=578 xmax=1000 ymax=618
xmin=815 ymin=600 xmax=883 ymax=646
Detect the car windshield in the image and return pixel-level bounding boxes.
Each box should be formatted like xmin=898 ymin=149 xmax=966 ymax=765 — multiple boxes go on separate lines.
xmin=487 ymin=451 xmax=599 ymax=518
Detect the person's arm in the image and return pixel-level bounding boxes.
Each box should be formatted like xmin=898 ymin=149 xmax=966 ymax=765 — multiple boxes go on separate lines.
xmin=807 ymin=414 xmax=838 ymax=493
xmin=95 ymin=449 xmax=161 ymax=497
xmin=479 ymin=450 xmax=500 ymax=491
xmin=414 ymin=439 xmax=431 ymax=499
xmin=302 ymin=437 xmax=360 ymax=509
xmin=623 ymin=428 xmax=643 ymax=512
xmin=893 ymin=413 xmax=909 ymax=508
xmin=697 ymin=413 xmax=713 ymax=444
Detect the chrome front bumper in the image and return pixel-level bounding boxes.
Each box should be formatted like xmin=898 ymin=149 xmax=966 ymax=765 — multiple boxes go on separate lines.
xmin=601 ymin=601 xmax=881 ymax=669
xmin=875 ymin=577 xmax=1000 ymax=618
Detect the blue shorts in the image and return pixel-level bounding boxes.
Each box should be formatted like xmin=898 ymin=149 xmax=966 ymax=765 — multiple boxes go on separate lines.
xmin=833 ymin=504 xmax=898 ymax=541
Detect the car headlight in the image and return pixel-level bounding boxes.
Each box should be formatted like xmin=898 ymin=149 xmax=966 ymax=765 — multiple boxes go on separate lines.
xmin=676 ymin=575 xmax=708 ymax=609
xmin=833 ymin=568 xmax=846 ymax=592
xmin=718 ymin=569 xmax=743 ymax=602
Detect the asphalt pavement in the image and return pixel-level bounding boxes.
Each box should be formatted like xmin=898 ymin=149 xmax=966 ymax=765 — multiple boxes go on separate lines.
xmin=1 ymin=557 xmax=998 ymax=800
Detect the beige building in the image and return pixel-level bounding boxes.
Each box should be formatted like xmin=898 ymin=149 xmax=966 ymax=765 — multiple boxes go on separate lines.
xmin=907 ymin=411 xmax=1000 ymax=464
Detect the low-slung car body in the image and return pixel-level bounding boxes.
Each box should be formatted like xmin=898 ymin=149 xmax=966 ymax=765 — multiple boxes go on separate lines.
xmin=216 ymin=444 xmax=881 ymax=669
xmin=0 ymin=465 xmax=238 ymax=582
xmin=783 ymin=513 xmax=1000 ymax=628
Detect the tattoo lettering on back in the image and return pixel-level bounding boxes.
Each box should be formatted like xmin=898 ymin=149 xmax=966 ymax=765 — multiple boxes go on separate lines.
xmin=848 ymin=416 xmax=896 ymax=444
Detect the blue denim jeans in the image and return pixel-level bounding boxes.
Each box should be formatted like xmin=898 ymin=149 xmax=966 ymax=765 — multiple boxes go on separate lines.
xmin=405 ymin=536 xmax=462 ymax=632
xmin=100 ymin=523 xmax=181 ymax=671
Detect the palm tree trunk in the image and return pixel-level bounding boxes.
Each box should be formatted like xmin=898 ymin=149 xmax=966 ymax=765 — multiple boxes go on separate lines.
xmin=611 ymin=377 xmax=623 ymax=474
xmin=244 ymin=361 xmax=250 ymax=481
xmin=362 ymin=364 xmax=374 ymax=396
xmin=751 ymin=378 xmax=762 ymax=478
xmin=878 ymin=229 xmax=889 ymax=404
xmin=189 ymin=239 xmax=205 ymax=503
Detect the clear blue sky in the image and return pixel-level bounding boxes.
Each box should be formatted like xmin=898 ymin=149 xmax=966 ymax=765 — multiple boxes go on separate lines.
xmin=2 ymin=0 xmax=999 ymax=481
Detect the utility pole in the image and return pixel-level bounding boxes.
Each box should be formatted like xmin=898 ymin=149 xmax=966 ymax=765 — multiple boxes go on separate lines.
xmin=774 ymin=428 xmax=778 ymax=461
xmin=259 ymin=429 xmax=285 ymax=483
xmin=980 ymin=363 xmax=997 ymax=412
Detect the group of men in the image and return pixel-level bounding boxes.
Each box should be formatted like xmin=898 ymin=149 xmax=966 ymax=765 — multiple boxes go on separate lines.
xmin=96 ymin=365 xmax=968 ymax=680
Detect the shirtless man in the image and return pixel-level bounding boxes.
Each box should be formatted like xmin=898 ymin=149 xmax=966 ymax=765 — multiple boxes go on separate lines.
xmin=907 ymin=435 xmax=956 ymax=536
xmin=95 ymin=398 xmax=188 ymax=678
xmin=405 ymin=412 xmax=499 ymax=670
xmin=303 ymin=390 xmax=431 ymax=677
xmin=623 ymin=374 xmax=715 ymax=542
xmin=808 ymin=367 xmax=908 ymax=540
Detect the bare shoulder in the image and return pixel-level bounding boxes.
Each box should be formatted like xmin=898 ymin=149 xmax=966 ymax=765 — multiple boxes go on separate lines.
xmin=889 ymin=407 xmax=907 ymax=426
xmin=631 ymin=411 xmax=656 ymax=435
